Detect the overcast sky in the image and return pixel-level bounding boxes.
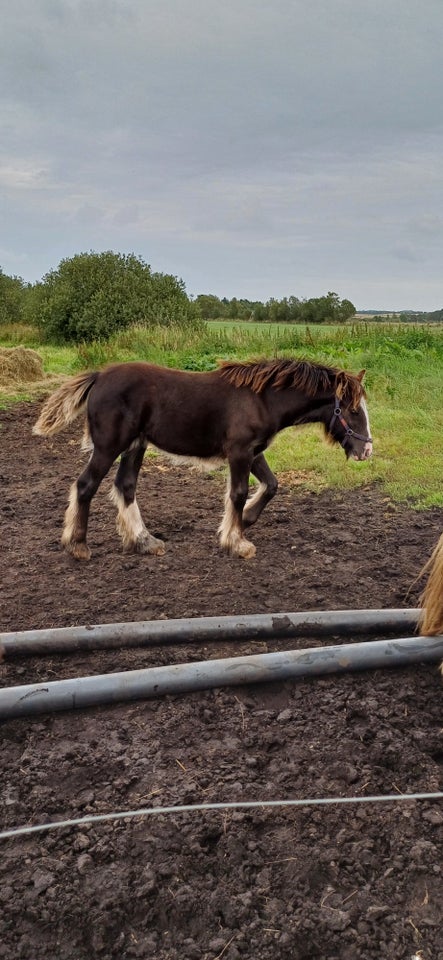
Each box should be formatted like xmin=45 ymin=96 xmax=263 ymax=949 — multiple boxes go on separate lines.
xmin=1 ymin=0 xmax=442 ymax=310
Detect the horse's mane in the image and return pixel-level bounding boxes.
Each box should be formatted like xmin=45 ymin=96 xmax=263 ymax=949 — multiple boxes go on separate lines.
xmin=218 ymin=358 xmax=364 ymax=409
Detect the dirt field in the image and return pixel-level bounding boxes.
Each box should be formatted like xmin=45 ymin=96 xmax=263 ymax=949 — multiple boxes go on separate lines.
xmin=1 ymin=401 xmax=442 ymax=960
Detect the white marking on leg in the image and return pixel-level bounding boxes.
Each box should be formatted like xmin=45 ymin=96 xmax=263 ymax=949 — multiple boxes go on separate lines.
xmin=218 ymin=483 xmax=238 ymax=548
xmin=109 ymin=486 xmax=147 ymax=547
xmin=61 ymin=482 xmax=80 ymax=546
xmin=218 ymin=480 xmax=256 ymax=559
xmin=109 ymin=486 xmax=165 ymax=554
xmin=61 ymin=481 xmax=91 ymax=559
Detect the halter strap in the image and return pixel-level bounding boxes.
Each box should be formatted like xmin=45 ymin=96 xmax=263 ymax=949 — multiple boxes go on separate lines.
xmin=329 ymin=398 xmax=372 ymax=448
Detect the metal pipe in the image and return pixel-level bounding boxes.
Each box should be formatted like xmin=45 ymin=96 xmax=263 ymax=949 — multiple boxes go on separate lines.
xmin=0 ymin=634 xmax=441 ymax=719
xmin=0 ymin=608 xmax=421 ymax=658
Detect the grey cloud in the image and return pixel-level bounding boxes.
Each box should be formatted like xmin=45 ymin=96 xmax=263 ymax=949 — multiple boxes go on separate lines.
xmin=0 ymin=0 xmax=442 ymax=308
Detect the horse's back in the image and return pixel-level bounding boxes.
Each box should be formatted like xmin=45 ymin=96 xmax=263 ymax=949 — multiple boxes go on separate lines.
xmin=89 ymin=362 xmax=231 ymax=414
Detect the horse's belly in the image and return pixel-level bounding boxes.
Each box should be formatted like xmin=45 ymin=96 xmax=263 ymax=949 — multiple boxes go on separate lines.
xmin=152 ymin=449 xmax=226 ymax=472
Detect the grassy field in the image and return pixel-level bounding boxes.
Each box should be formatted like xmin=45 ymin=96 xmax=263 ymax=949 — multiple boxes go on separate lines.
xmin=1 ymin=320 xmax=442 ymax=507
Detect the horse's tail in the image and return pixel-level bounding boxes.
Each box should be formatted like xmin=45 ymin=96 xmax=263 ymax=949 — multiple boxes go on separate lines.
xmin=419 ymin=532 xmax=443 ymax=638
xmin=33 ymin=371 xmax=99 ymax=436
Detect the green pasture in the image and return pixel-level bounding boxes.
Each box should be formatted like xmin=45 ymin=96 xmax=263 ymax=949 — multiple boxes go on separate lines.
xmin=1 ymin=320 xmax=442 ymax=508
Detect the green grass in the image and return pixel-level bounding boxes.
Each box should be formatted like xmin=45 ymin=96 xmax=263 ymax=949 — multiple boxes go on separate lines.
xmin=1 ymin=320 xmax=442 ymax=507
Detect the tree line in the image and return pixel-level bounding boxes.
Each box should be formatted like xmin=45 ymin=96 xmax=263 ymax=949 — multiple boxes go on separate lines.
xmin=1 ymin=250 xmax=439 ymax=343
xmin=194 ymin=292 xmax=356 ymax=324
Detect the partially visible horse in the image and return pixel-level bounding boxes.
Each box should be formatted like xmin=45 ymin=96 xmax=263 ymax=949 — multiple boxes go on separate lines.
xmin=420 ymin=534 xmax=443 ymax=640
xmin=33 ymin=357 xmax=373 ymax=561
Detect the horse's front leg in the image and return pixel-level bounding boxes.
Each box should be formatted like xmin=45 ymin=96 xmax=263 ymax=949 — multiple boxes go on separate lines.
xmin=218 ymin=455 xmax=256 ymax=559
xmin=243 ymin=453 xmax=278 ymax=528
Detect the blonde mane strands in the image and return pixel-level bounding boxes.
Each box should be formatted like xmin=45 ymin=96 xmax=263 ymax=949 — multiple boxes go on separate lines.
xmin=420 ymin=534 xmax=443 ymax=637
xmin=219 ymin=358 xmax=365 ymax=408
xmin=334 ymin=370 xmax=366 ymax=411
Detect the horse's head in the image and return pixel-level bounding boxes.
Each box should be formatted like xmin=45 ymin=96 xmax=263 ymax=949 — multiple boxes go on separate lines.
xmin=326 ymin=370 xmax=373 ymax=462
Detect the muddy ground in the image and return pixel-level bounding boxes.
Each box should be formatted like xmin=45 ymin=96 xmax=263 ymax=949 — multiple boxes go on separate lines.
xmin=1 ymin=401 xmax=442 ymax=960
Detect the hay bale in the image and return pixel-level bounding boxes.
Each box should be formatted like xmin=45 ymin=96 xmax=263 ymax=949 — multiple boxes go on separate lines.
xmin=0 ymin=346 xmax=45 ymax=388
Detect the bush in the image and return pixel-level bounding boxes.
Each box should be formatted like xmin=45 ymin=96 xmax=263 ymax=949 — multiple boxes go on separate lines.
xmin=34 ymin=251 xmax=201 ymax=342
xmin=0 ymin=269 xmax=28 ymax=325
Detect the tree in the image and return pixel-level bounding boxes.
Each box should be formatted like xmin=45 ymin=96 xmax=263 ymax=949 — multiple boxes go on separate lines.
xmin=195 ymin=294 xmax=226 ymax=320
xmin=298 ymin=292 xmax=356 ymax=324
xmin=35 ymin=251 xmax=200 ymax=342
xmin=228 ymin=297 xmax=239 ymax=319
xmin=338 ymin=298 xmax=356 ymax=322
xmin=252 ymin=302 xmax=269 ymax=322
xmin=0 ymin=268 xmax=27 ymax=324
xmin=288 ymin=296 xmax=301 ymax=322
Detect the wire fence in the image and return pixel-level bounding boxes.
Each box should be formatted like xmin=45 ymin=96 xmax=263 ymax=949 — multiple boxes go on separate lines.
xmin=1 ymin=790 xmax=442 ymax=841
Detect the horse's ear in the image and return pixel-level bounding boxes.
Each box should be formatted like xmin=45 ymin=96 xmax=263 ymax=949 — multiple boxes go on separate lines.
xmin=356 ymin=369 xmax=366 ymax=382
xmin=335 ymin=373 xmax=345 ymax=399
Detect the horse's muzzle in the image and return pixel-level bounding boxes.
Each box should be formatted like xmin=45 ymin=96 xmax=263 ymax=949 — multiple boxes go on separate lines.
xmin=352 ymin=442 xmax=373 ymax=462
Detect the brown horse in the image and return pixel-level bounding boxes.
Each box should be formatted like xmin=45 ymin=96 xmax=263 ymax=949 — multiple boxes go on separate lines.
xmin=33 ymin=357 xmax=372 ymax=561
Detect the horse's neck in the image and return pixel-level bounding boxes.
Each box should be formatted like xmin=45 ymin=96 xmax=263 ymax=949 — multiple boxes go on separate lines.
xmin=266 ymin=389 xmax=332 ymax=429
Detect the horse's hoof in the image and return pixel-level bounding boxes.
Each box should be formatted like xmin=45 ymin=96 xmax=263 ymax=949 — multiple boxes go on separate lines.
xmin=134 ymin=535 xmax=166 ymax=556
xmin=236 ymin=539 xmax=256 ymax=560
xmin=65 ymin=541 xmax=91 ymax=561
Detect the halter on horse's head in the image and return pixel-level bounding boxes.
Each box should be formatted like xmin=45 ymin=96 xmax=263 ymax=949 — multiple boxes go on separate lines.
xmin=327 ymin=370 xmax=373 ymax=461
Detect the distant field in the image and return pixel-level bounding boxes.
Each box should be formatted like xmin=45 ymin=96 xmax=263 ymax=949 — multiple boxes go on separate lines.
xmin=1 ymin=319 xmax=442 ymax=507
xmin=206 ymin=319 xmax=338 ymax=335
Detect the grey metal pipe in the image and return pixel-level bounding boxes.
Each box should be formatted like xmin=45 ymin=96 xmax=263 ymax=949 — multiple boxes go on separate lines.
xmin=0 ymin=634 xmax=441 ymax=719
xmin=0 ymin=608 xmax=421 ymax=658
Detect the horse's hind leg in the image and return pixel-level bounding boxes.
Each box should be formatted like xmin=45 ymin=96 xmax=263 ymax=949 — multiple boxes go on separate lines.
xmin=243 ymin=453 xmax=278 ymax=528
xmin=62 ymin=449 xmax=115 ymax=560
xmin=218 ymin=453 xmax=256 ymax=559
xmin=110 ymin=443 xmax=165 ymax=555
